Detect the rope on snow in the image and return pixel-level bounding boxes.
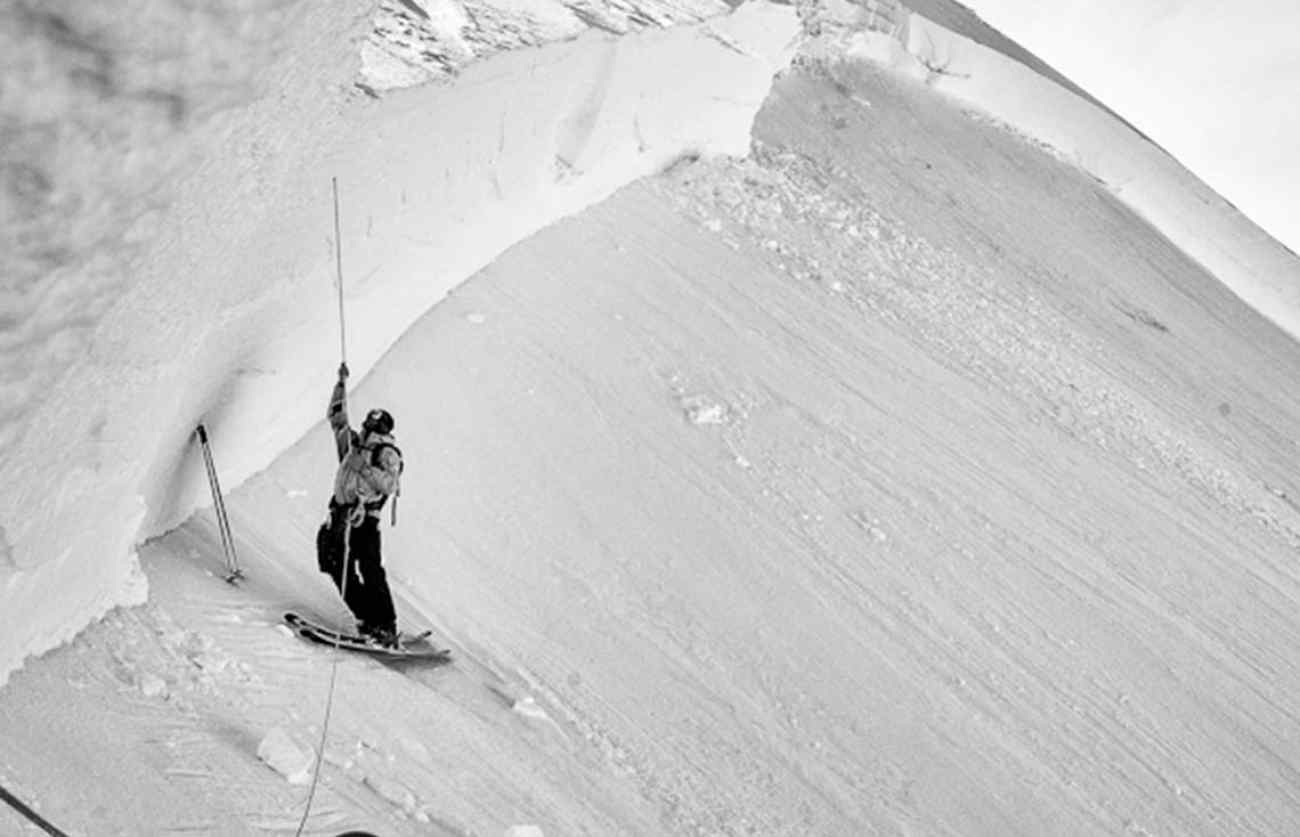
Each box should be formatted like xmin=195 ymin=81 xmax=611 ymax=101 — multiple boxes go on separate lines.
xmin=297 ymin=176 xmax=355 ymax=836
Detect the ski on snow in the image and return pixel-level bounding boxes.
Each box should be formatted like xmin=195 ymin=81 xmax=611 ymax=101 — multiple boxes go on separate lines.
xmin=284 ymin=612 xmax=452 ymax=663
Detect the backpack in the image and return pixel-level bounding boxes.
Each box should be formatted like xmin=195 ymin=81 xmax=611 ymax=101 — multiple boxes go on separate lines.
xmin=362 ymin=440 xmax=404 ymax=524
xmin=369 ymin=441 xmax=403 ymax=474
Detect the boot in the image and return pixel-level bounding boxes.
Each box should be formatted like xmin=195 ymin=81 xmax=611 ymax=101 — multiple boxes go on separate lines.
xmin=365 ymin=624 xmax=400 ymax=649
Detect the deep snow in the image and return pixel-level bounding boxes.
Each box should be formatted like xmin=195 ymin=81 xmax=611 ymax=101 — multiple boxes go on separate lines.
xmin=955 ymin=0 xmax=1300 ymax=261
xmin=807 ymin=1 xmax=1300 ymax=344
xmin=4 ymin=51 xmax=1300 ymax=835
xmin=4 ymin=0 xmax=1300 ymax=833
xmin=0 ymin=0 xmax=798 ymax=685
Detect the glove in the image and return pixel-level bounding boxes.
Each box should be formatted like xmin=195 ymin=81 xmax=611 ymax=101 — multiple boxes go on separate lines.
xmin=338 ymin=362 xmax=350 ymax=381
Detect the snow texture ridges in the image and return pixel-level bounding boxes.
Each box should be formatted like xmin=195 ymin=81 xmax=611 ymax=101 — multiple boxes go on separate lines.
xmin=0 ymin=0 xmax=798 ymax=687
xmin=363 ymin=0 xmax=735 ymax=90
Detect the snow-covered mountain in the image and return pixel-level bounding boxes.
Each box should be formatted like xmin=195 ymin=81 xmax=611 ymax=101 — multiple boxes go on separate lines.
xmin=956 ymin=0 xmax=1300 ymax=262
xmin=2 ymin=0 xmax=1299 ymax=833
xmin=0 ymin=0 xmax=798 ymax=683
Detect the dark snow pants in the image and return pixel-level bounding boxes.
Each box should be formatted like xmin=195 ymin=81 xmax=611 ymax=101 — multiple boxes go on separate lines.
xmin=316 ymin=500 xmax=397 ymax=632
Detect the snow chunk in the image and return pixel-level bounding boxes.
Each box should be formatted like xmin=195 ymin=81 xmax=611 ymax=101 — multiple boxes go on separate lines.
xmin=681 ymin=395 xmax=727 ymax=425
xmin=511 ymin=695 xmax=551 ymax=721
xmin=505 ymin=826 xmax=546 ymax=837
xmin=257 ymin=727 xmax=315 ymax=785
xmin=138 ymin=672 xmax=168 ymax=699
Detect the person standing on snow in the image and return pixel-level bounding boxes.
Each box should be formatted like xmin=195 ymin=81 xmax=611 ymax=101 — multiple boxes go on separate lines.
xmin=316 ymin=362 xmax=404 ymax=647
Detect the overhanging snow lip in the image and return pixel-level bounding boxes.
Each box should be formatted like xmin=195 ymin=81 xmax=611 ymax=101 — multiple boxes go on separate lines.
xmin=0 ymin=0 xmax=800 ymax=688
xmin=361 ymin=0 xmax=739 ymax=92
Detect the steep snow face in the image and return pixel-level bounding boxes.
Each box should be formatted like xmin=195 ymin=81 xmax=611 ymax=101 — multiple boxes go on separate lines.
xmin=954 ymin=0 xmax=1300 ymax=259
xmin=0 ymin=0 xmax=798 ymax=685
xmin=5 ymin=62 xmax=1298 ymax=836
xmin=0 ymin=0 xmax=366 ymax=684
xmin=805 ymin=3 xmax=1300 ymax=344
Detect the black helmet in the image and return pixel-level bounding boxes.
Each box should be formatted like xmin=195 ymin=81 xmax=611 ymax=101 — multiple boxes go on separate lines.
xmin=362 ymin=408 xmax=394 ymax=436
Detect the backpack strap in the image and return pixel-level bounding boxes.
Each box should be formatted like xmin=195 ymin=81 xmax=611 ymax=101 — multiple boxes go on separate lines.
xmin=366 ymin=442 xmax=404 ymax=525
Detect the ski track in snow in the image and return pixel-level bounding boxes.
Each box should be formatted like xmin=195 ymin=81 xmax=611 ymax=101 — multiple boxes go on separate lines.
xmin=3 ymin=59 xmax=1300 ymax=834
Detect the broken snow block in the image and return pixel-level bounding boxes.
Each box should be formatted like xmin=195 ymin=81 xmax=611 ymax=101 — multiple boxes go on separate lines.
xmin=505 ymin=826 xmax=545 ymax=837
xmin=257 ymin=727 xmax=315 ymax=784
xmin=511 ymin=695 xmax=550 ymax=721
xmin=138 ymin=672 xmax=168 ymax=698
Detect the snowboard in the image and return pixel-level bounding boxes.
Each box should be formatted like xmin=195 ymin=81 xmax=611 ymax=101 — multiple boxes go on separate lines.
xmin=284 ymin=612 xmax=452 ymax=662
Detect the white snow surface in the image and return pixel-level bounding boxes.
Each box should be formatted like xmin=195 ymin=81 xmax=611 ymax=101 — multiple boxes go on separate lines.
xmin=0 ymin=0 xmax=798 ymax=684
xmin=806 ymin=1 xmax=1300 ymax=344
xmin=362 ymin=0 xmax=734 ymax=89
xmin=4 ymin=60 xmax=1300 ymax=834
xmin=2 ymin=0 xmax=1300 ymax=833
xmin=955 ymin=0 xmax=1300 ymax=261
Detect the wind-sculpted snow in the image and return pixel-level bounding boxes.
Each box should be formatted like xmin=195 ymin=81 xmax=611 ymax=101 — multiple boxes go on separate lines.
xmin=6 ymin=63 xmax=1296 ymax=833
xmin=0 ymin=0 xmax=360 ymax=683
xmin=364 ymin=0 xmax=734 ymax=89
xmin=0 ymin=0 xmax=798 ymax=684
xmin=807 ymin=3 xmax=1300 ymax=344
xmin=0 ymin=0 xmax=332 ymax=452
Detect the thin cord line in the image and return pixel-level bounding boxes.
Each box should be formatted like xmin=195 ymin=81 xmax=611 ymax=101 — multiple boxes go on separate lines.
xmin=295 ymin=514 xmax=353 ymax=836
xmin=301 ymin=178 xmax=350 ymax=834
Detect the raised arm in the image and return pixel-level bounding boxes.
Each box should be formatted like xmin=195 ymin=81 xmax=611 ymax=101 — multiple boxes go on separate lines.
xmin=328 ymin=364 xmax=354 ymax=461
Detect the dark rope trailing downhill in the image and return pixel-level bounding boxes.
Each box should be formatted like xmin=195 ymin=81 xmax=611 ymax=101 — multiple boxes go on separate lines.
xmin=295 ymin=522 xmax=354 ymax=837
xmin=0 ymin=782 xmax=70 ymax=837
xmin=296 ymin=175 xmax=357 ymax=837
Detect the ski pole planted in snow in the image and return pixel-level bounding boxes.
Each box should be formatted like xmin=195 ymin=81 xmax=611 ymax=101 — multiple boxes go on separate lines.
xmin=195 ymin=424 xmax=243 ymax=583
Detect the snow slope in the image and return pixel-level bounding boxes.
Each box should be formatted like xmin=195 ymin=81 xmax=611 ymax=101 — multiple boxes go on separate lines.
xmin=0 ymin=0 xmax=798 ymax=685
xmin=4 ymin=54 xmax=1300 ymax=835
xmin=955 ymin=0 xmax=1300 ymax=260
xmin=807 ymin=2 xmax=1300 ymax=345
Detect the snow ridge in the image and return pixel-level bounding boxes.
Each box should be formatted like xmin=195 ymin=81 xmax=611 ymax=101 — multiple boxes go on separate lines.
xmin=802 ymin=3 xmax=1300 ymax=345
xmin=0 ymin=0 xmax=798 ymax=685
xmin=363 ymin=0 xmax=734 ymax=90
xmin=3 ymin=33 xmax=1300 ymax=832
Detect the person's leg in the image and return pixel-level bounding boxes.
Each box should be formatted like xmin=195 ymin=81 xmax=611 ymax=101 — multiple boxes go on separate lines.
xmin=321 ymin=505 xmax=370 ymax=631
xmin=338 ymin=528 xmax=371 ymax=630
xmin=316 ymin=504 xmax=343 ymax=577
xmin=352 ymin=520 xmax=397 ymax=639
